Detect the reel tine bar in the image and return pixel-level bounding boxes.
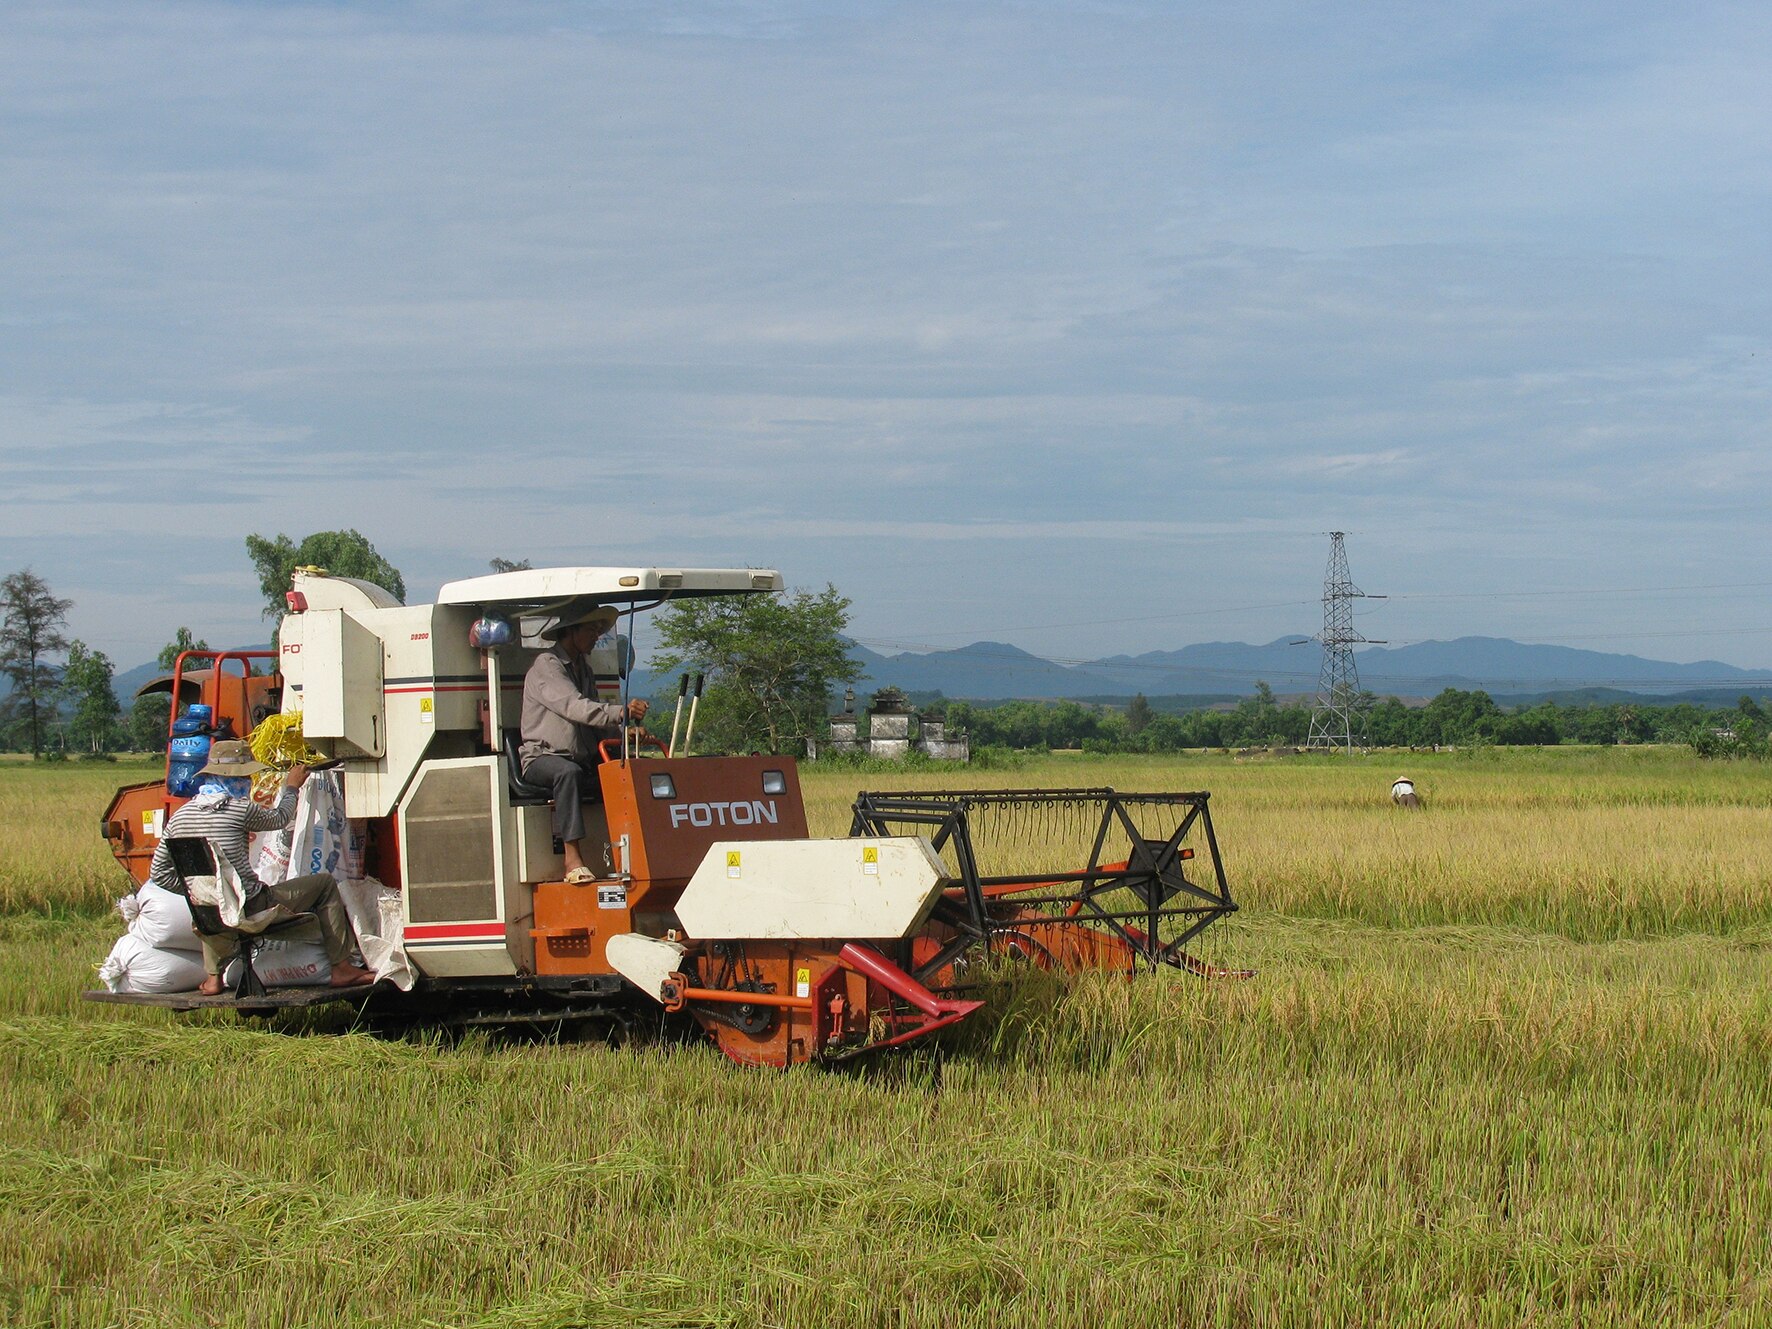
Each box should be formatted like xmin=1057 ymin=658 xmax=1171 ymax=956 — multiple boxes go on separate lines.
xmin=850 ymin=787 xmax=1243 ymax=981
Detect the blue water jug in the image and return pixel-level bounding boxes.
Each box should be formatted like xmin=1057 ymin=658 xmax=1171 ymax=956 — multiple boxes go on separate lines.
xmin=167 ymin=704 xmax=214 ymax=797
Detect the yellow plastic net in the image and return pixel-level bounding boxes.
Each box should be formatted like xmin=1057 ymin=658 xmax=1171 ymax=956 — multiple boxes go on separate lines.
xmin=248 ymin=711 xmax=326 ymax=798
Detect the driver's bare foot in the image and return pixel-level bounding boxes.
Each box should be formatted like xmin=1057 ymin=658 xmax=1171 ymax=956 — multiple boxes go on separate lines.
xmin=198 ymin=976 xmax=225 ymax=996
xmin=329 ymin=963 xmax=374 ymax=988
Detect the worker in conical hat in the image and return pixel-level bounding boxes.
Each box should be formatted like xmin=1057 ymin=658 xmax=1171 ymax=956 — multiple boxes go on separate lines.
xmin=520 ymin=606 xmax=650 ymax=883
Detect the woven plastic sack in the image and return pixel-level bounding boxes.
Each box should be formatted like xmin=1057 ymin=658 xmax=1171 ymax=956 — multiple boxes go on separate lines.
xmin=252 ymin=772 xmax=363 ymax=887
xmin=223 ymin=936 xmax=331 ymax=987
xmin=286 ymin=772 xmax=361 ymax=882
xmin=98 ymin=934 xmax=207 ymax=994
xmin=117 ymin=882 xmax=202 ymax=953
xmin=336 ymin=876 xmax=414 ymax=991
xmin=251 ymin=826 xmax=293 ymax=887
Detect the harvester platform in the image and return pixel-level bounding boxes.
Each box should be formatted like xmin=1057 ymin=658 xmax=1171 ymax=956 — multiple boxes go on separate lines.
xmin=82 ymin=986 xmax=376 ymax=1014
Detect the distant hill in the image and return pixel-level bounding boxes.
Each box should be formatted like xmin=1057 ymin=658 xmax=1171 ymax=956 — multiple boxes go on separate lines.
xmin=844 ymin=634 xmax=1772 ymax=702
xmin=1352 ymin=637 xmax=1772 ymax=695
xmin=847 ymin=640 xmax=1127 ymax=698
xmin=69 ymin=633 xmax=1772 ymax=712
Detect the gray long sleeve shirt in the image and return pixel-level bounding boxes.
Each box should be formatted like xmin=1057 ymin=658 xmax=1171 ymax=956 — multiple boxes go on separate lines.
xmin=518 ymin=644 xmax=626 ymax=769
xmin=148 ymin=786 xmax=298 ymax=900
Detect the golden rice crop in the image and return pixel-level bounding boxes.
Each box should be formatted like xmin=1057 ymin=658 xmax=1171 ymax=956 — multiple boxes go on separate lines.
xmin=5 ymin=746 xmax=1772 ymax=1326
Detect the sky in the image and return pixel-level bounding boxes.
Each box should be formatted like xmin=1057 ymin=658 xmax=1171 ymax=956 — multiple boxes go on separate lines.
xmin=2 ymin=0 xmax=1769 ymax=673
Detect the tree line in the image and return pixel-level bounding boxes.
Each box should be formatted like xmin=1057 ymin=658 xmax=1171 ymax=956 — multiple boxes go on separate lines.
xmin=0 ymin=530 xmax=406 ymax=758
xmin=0 ymin=569 xmax=219 ymax=759
xmin=936 ymin=686 xmax=1772 ymax=756
xmin=8 ymin=538 xmax=1768 ymax=760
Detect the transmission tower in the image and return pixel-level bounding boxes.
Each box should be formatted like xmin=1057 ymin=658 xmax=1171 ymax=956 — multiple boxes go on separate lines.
xmin=1303 ymin=532 xmax=1385 ymax=752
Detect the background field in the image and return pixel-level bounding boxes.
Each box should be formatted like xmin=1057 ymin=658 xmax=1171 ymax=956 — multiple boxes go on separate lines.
xmin=3 ymin=749 xmax=1770 ymax=1327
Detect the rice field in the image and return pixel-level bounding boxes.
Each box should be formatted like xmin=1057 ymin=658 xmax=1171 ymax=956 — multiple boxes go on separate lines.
xmin=3 ymin=747 xmax=1771 ymax=1327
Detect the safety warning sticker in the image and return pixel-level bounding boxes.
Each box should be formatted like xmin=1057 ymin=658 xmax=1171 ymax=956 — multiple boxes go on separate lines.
xmin=419 ymin=696 xmax=435 ymax=725
xmin=726 ymin=850 xmax=742 ymax=879
xmin=862 ymin=845 xmax=879 ymax=876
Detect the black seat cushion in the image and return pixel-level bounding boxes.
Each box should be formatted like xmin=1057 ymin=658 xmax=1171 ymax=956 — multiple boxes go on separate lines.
xmin=503 ymin=728 xmax=552 ymax=804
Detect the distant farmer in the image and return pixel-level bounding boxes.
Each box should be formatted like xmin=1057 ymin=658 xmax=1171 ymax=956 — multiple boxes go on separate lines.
xmin=148 ymin=741 xmax=373 ymax=995
xmin=1391 ymin=777 xmax=1422 ymax=809
xmin=520 ymin=606 xmax=650 ymax=884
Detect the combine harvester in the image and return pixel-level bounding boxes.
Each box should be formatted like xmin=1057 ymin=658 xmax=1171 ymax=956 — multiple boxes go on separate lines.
xmin=91 ymin=566 xmax=1248 ymax=1067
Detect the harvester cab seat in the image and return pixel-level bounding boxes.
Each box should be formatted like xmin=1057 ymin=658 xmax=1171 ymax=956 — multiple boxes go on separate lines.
xmin=160 ymin=836 xmax=308 ymax=1000
xmin=501 ymin=729 xmax=553 ymax=807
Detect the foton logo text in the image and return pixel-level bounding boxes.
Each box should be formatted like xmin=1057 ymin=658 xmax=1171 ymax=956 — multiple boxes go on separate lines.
xmin=668 ymin=800 xmax=781 ymax=829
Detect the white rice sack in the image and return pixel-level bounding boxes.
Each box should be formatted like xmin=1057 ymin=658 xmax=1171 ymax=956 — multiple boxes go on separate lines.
xmin=286 ymin=773 xmax=356 ymax=881
xmin=224 ymin=936 xmax=331 ymax=988
xmin=336 ymin=875 xmax=414 ymax=991
xmin=252 ymin=827 xmax=293 ymax=888
xmin=120 ymin=881 xmax=203 ymax=953
xmin=252 ymin=776 xmax=361 ymax=887
xmin=98 ymin=934 xmax=207 ymax=994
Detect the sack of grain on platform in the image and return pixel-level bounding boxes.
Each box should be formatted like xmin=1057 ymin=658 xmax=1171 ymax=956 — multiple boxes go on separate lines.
xmin=98 ymin=934 xmax=207 ymax=994
xmin=223 ymin=935 xmax=332 ymax=988
xmin=116 ymin=881 xmax=203 ymax=953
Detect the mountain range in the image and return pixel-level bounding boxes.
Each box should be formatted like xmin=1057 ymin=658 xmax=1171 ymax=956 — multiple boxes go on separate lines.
xmin=836 ymin=635 xmax=1772 ymax=702
xmin=86 ymin=634 xmax=1772 ymax=710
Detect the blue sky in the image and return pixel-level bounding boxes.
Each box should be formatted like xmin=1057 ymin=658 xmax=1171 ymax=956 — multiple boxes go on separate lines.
xmin=2 ymin=1 xmax=1769 ymax=670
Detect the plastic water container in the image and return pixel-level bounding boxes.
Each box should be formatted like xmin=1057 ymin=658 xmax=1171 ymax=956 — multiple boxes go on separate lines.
xmin=167 ymin=704 xmax=214 ymax=797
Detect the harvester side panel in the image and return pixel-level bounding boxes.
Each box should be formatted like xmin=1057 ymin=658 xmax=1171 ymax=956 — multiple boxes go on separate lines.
xmin=601 ymin=756 xmax=810 ymax=886
xmin=398 ymin=757 xmax=519 ymax=978
xmin=676 ymin=837 xmax=948 ymax=941
xmin=299 ymin=610 xmax=387 ymax=758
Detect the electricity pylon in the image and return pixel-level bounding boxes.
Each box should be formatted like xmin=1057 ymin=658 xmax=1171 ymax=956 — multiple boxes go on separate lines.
xmin=1302 ymin=532 xmax=1385 ymax=752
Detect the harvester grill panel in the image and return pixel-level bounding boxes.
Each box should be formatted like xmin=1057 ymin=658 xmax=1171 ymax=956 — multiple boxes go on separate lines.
xmin=850 ymin=787 xmax=1246 ymax=985
xmin=404 ymin=765 xmax=499 ymax=924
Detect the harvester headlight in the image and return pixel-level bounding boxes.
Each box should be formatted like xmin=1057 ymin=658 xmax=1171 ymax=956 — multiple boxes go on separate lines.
xmin=761 ymin=770 xmax=786 ymax=796
xmin=650 ymin=774 xmax=676 ymax=799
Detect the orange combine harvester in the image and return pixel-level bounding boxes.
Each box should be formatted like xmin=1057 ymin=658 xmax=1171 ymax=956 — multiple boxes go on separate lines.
xmin=91 ymin=565 xmax=1248 ymax=1067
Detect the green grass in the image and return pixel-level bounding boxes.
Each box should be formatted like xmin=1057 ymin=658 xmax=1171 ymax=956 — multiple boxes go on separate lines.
xmin=3 ymin=749 xmax=1772 ymax=1326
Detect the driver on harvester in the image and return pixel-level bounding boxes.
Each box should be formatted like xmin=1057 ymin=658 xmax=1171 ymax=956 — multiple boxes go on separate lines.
xmin=518 ymin=606 xmax=649 ymax=884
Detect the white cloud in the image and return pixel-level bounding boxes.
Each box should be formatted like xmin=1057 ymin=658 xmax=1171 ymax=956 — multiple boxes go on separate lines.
xmin=1 ymin=1 xmax=1769 ymax=667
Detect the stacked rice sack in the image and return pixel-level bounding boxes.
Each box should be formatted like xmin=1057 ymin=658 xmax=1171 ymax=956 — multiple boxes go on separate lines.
xmin=97 ymin=771 xmax=413 ymax=994
xmin=251 ymin=770 xmax=414 ymax=990
xmin=245 ymin=770 xmax=363 ymax=987
xmin=98 ymin=882 xmax=207 ymax=993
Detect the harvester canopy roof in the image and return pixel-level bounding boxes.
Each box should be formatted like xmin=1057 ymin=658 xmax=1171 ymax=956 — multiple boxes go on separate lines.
xmin=436 ymin=567 xmax=783 ymax=609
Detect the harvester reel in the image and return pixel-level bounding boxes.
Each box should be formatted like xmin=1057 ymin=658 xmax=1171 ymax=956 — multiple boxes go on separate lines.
xmin=851 ymin=787 xmax=1247 ymax=988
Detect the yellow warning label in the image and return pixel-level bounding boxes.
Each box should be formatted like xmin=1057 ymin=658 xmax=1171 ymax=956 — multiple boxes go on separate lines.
xmin=141 ymin=811 xmax=155 ymax=834
xmin=727 ymin=851 xmax=742 ymax=867
xmin=862 ymin=846 xmax=879 ymax=863
xmin=795 ymin=967 xmax=811 ymax=999
xmin=419 ymin=697 xmax=434 ymax=713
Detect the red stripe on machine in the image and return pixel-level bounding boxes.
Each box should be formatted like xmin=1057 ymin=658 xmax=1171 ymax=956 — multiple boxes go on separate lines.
xmin=385 ymin=684 xmax=514 ymax=695
xmin=406 ymin=923 xmax=506 ymax=941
